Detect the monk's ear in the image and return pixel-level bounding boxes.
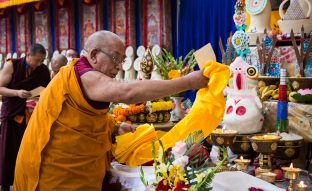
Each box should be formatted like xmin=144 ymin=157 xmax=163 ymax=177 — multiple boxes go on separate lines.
xmin=90 ymin=49 xmax=98 ymax=60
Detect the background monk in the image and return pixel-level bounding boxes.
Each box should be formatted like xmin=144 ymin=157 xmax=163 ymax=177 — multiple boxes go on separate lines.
xmin=50 ymin=54 xmax=68 ymax=79
xmin=0 ymin=44 xmax=51 ymax=191
xmin=66 ymin=48 xmax=79 ymax=61
xmin=13 ymin=31 xmax=209 ymax=191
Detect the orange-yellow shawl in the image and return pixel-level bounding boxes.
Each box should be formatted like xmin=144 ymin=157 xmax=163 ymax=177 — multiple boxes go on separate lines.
xmin=14 ymin=59 xmax=115 ymax=191
xmin=113 ymin=61 xmax=230 ymax=166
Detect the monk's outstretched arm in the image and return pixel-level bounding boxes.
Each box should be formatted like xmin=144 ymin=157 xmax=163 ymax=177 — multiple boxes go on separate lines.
xmin=80 ymin=70 xmax=208 ymax=104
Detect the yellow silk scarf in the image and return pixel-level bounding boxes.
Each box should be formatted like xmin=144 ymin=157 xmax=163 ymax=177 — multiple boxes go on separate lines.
xmin=113 ymin=61 xmax=230 ymax=166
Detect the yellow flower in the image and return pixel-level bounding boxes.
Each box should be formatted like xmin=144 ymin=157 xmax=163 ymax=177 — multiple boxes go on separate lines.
xmin=196 ymin=173 xmax=205 ymax=183
xmin=151 ymin=101 xmax=173 ymax=112
xmin=235 ymin=37 xmax=241 ymax=45
xmin=168 ymin=70 xmax=181 ymax=79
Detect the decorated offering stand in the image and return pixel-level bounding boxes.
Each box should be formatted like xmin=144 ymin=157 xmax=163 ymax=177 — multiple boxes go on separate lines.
xmin=216 ymin=0 xmax=312 ymax=189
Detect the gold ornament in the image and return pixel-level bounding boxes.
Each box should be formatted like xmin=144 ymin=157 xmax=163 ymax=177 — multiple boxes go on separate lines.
xmin=216 ymin=137 xmax=224 ymax=145
xmin=285 ymin=148 xmax=295 ymax=158
xmin=146 ymin=113 xmax=157 ymax=123
xmin=252 ymin=142 xmax=258 ymax=151
xmin=140 ymin=46 xmax=154 ymax=79
xmin=271 ymin=143 xmax=278 ymax=151
xmin=240 ymin=142 xmax=250 ymax=151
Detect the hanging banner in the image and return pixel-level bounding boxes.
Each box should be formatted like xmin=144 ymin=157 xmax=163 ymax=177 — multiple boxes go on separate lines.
xmin=0 ymin=11 xmax=11 ymax=55
xmin=15 ymin=5 xmax=31 ymax=54
xmin=33 ymin=0 xmax=51 ymax=51
xmin=110 ymin=0 xmax=135 ymax=47
xmin=80 ymin=0 xmax=102 ymax=47
xmin=142 ymin=0 xmax=172 ymax=49
xmin=0 ymin=0 xmax=39 ymax=9
xmin=55 ymin=0 xmax=75 ymax=51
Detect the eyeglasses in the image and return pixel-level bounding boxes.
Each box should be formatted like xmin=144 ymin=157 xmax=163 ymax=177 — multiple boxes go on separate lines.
xmin=97 ymin=49 xmax=126 ymax=66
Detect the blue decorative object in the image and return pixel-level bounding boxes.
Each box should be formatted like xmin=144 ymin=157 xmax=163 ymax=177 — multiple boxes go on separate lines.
xmin=277 ymin=101 xmax=288 ymax=120
xmin=267 ymin=63 xmax=280 ymax=77
xmin=232 ymin=31 xmax=249 ymax=57
xmin=304 ymin=60 xmax=312 ymax=77
xmin=304 ymin=40 xmax=312 ymax=77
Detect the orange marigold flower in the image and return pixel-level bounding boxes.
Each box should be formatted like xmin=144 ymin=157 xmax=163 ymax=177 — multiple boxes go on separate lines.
xmin=116 ymin=115 xmax=126 ymax=122
xmin=168 ymin=70 xmax=181 ymax=79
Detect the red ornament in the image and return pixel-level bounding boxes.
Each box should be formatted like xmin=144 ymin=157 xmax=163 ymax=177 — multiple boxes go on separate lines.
xmin=188 ymin=144 xmax=209 ymax=167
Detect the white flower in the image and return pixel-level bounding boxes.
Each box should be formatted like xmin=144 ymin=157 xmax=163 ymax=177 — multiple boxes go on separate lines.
xmin=172 ymin=141 xmax=187 ymax=158
xmin=157 ymin=163 xmax=168 ymax=173
xmin=172 ymin=155 xmax=189 ymax=169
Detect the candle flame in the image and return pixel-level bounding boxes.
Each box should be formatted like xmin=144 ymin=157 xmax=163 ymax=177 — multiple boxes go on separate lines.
xmin=240 ymin=156 xmax=244 ymax=160
xmin=290 ymin=163 xmax=293 ymax=168
xmin=300 ymin=181 xmax=304 ymax=186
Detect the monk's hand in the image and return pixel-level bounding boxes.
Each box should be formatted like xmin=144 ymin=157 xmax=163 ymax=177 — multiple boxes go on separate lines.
xmin=118 ymin=122 xmax=135 ymax=135
xmin=17 ymin=90 xmax=32 ymax=98
xmin=186 ymin=70 xmax=209 ymax=90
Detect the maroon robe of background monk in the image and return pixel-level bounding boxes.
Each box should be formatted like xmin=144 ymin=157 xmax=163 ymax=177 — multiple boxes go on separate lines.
xmin=0 ymin=44 xmax=50 ymax=191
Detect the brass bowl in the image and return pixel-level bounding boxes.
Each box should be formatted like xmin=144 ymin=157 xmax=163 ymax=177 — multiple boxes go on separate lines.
xmin=261 ymin=172 xmax=277 ymax=183
xmin=210 ymin=129 xmax=237 ymax=147
xmin=248 ymin=135 xmax=282 ymax=154
xmin=230 ymin=134 xmax=255 ymax=155
xmin=275 ymin=139 xmax=303 ymax=160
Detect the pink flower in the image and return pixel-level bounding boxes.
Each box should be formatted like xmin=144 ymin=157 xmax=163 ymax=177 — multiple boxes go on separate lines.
xmin=172 ymin=141 xmax=187 ymax=158
xmin=233 ymin=12 xmax=247 ymax=26
xmin=297 ymin=88 xmax=312 ymax=95
xmin=248 ymin=187 xmax=264 ymax=191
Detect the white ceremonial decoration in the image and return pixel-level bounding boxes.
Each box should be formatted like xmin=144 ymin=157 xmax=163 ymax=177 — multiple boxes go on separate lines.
xmin=151 ymin=45 xmax=163 ymax=80
xmin=125 ymin=46 xmax=134 ymax=58
xmin=134 ymin=57 xmax=144 ymax=80
xmin=123 ymin=57 xmax=136 ymax=82
xmin=12 ymin=52 xmax=18 ymax=59
xmin=136 ymin=46 xmax=146 ymax=57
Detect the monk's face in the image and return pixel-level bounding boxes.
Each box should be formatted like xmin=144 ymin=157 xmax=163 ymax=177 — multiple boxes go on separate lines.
xmin=51 ymin=60 xmax=63 ymax=73
xmin=94 ymin=42 xmax=125 ymax=78
xmin=28 ymin=53 xmax=46 ymax=69
xmin=66 ymin=49 xmax=78 ymax=59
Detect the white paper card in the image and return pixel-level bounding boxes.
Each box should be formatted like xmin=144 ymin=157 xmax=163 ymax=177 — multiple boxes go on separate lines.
xmin=194 ymin=43 xmax=216 ymax=69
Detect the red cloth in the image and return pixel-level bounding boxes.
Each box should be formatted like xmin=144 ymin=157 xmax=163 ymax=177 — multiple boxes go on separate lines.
xmin=74 ymin=56 xmax=110 ymax=109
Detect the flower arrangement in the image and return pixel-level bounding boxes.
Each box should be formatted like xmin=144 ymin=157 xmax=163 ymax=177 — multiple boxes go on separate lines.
xmin=140 ymin=130 xmax=226 ymax=191
xmin=113 ymin=104 xmax=145 ymax=123
xmin=154 ymin=49 xmax=198 ymax=80
xmin=112 ymin=101 xmax=173 ymax=123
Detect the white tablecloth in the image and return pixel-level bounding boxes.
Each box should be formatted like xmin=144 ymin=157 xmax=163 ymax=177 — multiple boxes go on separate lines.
xmin=109 ymin=163 xmax=285 ymax=191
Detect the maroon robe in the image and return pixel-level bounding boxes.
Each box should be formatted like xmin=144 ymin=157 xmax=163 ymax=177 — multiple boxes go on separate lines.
xmin=0 ymin=57 xmax=50 ymax=186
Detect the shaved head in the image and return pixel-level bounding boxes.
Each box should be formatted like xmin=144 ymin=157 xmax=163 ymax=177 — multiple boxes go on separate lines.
xmin=51 ymin=54 xmax=68 ymax=73
xmin=82 ymin=30 xmax=125 ymax=78
xmin=84 ymin=30 xmax=124 ymax=53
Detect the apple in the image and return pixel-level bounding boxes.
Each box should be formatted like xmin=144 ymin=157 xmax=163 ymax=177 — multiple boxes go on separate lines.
xmin=273 ymin=169 xmax=284 ymax=180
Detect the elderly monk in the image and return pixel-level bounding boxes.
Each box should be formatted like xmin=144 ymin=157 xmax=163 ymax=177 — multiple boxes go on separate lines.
xmin=50 ymin=54 xmax=68 ymax=79
xmin=13 ymin=31 xmax=209 ymax=191
xmin=0 ymin=44 xmax=50 ymax=191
